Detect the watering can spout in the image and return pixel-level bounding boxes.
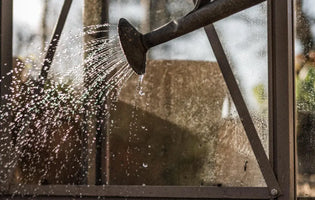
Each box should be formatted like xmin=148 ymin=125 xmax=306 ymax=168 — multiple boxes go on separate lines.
xmin=118 ymin=18 xmax=147 ymax=75
xmin=118 ymin=0 xmax=264 ymax=75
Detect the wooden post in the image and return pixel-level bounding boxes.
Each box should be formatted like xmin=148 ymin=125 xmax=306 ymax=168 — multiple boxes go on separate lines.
xmin=140 ymin=0 xmax=150 ymax=33
xmin=41 ymin=0 xmax=49 ymax=52
xmin=140 ymin=0 xmax=170 ymax=32
xmin=83 ymin=0 xmax=109 ymax=185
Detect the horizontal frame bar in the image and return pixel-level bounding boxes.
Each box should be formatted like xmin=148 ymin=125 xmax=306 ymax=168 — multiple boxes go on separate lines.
xmin=7 ymin=185 xmax=270 ymax=199
xmin=0 ymin=197 xmax=272 ymax=200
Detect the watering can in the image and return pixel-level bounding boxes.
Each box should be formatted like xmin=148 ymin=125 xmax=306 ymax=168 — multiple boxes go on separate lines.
xmin=118 ymin=0 xmax=264 ymax=75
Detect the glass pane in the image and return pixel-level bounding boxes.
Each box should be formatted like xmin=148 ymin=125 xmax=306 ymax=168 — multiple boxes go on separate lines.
xmin=214 ymin=2 xmax=269 ymax=155
xmin=109 ymin=60 xmax=265 ymax=186
xmin=4 ymin=0 xmax=268 ymax=190
xmin=10 ymin=0 xmax=85 ymax=185
xmin=295 ymin=0 xmax=315 ymax=197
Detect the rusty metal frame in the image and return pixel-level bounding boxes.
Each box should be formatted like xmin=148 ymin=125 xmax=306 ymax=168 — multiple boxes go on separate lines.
xmin=1 ymin=0 xmax=297 ymax=199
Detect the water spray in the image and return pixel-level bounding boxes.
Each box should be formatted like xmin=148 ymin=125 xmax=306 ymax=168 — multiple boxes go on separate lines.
xmin=118 ymin=0 xmax=264 ymax=75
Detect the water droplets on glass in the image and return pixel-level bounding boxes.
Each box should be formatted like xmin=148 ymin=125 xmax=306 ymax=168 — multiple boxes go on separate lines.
xmin=0 ymin=23 xmax=135 ymax=186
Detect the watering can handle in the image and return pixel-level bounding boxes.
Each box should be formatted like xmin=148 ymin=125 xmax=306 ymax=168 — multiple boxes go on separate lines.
xmin=191 ymin=0 xmax=212 ymax=12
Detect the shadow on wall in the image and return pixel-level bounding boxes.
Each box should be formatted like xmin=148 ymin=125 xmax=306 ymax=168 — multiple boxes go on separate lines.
xmin=109 ymin=60 xmax=266 ymax=187
xmin=109 ymin=60 xmax=226 ymax=186
xmin=109 ymin=101 xmax=207 ymax=185
xmin=10 ymin=60 xmax=266 ymax=187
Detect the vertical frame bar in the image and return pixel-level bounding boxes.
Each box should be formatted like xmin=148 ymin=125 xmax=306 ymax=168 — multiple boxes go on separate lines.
xmin=268 ymin=0 xmax=295 ymax=199
xmin=0 ymin=1 xmax=12 ymax=103
xmin=267 ymin=0 xmax=274 ymax=170
xmin=95 ymin=1 xmax=109 ymax=185
xmin=0 ymin=0 xmax=12 ymax=193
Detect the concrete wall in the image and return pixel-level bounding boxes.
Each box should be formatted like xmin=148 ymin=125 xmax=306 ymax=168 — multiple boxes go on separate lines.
xmin=108 ymin=60 xmax=266 ymax=186
xmin=11 ymin=60 xmax=266 ymax=187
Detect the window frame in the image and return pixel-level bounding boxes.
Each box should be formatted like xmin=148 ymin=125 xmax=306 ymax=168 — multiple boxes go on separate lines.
xmin=0 ymin=0 xmax=296 ymax=199
xmin=0 ymin=0 xmax=13 ymax=194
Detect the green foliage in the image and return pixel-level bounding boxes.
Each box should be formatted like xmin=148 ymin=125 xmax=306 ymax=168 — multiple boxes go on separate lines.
xmin=253 ymin=83 xmax=268 ymax=114
xmin=253 ymin=84 xmax=267 ymax=105
xmin=253 ymin=64 xmax=315 ymax=112
xmin=296 ymin=65 xmax=315 ymax=111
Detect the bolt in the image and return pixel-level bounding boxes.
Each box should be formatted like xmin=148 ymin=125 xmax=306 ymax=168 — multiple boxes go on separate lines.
xmin=270 ymin=188 xmax=278 ymax=196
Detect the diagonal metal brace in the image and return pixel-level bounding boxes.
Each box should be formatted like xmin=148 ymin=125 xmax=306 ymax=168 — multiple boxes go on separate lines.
xmin=38 ymin=0 xmax=73 ymax=90
xmin=204 ymin=24 xmax=281 ymax=197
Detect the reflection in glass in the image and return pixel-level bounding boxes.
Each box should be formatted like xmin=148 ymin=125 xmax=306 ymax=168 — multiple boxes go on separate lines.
xmin=108 ymin=60 xmax=265 ymax=186
xmin=214 ymin=2 xmax=269 ymax=155
xmin=8 ymin=0 xmax=267 ymax=188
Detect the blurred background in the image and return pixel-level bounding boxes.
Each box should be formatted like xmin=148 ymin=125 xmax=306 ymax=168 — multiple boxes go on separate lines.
xmin=13 ymin=0 xmax=267 ymax=110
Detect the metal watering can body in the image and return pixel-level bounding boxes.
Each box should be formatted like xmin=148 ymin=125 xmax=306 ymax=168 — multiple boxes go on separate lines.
xmin=118 ymin=0 xmax=264 ymax=75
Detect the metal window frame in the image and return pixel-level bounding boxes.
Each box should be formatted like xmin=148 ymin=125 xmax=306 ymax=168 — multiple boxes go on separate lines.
xmin=0 ymin=0 xmax=296 ymax=199
xmin=0 ymin=0 xmax=13 ymax=194
xmin=268 ymin=0 xmax=295 ymax=199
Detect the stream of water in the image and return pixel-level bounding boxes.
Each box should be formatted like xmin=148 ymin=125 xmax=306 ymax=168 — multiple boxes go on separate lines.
xmin=0 ymin=24 xmax=135 ymax=185
xmin=0 ymin=22 xmax=269 ymax=190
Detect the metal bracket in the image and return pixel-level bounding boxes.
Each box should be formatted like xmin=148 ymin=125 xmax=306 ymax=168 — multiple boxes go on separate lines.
xmin=204 ymin=24 xmax=281 ymax=198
